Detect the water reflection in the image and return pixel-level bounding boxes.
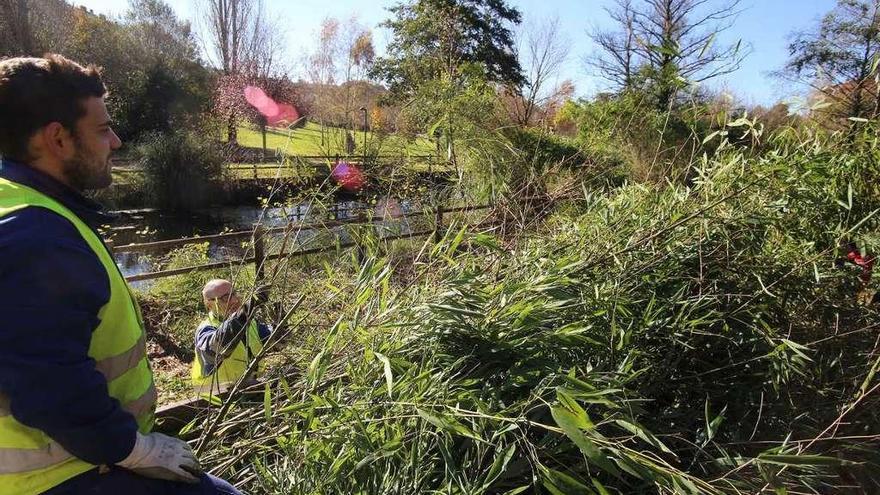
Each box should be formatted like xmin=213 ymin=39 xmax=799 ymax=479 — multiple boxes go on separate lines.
xmin=112 ymin=198 xmax=424 ymax=285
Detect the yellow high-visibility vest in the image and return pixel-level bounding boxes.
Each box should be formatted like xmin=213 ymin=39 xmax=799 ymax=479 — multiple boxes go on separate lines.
xmin=0 ymin=177 xmax=156 ymax=495
xmin=191 ymin=312 xmax=263 ymax=394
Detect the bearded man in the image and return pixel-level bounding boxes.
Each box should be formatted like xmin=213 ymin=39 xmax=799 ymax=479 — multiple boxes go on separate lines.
xmin=0 ymin=55 xmax=240 ymax=495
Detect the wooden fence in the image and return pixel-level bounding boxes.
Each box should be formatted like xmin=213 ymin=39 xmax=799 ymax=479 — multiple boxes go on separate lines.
xmin=117 ymin=153 xmax=449 ymax=181
xmin=116 ymin=203 xmax=493 ymax=283
xmin=228 ymin=154 xmax=449 ymax=179
xmin=229 ymin=154 xmax=440 ymax=163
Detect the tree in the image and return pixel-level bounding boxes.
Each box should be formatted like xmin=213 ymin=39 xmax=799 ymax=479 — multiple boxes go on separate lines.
xmin=124 ymin=0 xmax=213 ymax=134
xmin=537 ymin=78 xmax=576 ymax=127
xmin=0 ymin=1 xmax=212 ymax=139
xmin=751 ymin=102 xmax=801 ymax=136
xmin=199 ymin=0 xmax=284 ymax=142
xmin=0 ymin=0 xmax=32 ymax=55
xmin=200 ymin=0 xmax=253 ymax=74
xmin=339 ymin=19 xmax=375 ymax=131
xmin=126 ymin=0 xmax=200 ymax=66
xmin=302 ymin=15 xmax=377 ymax=151
xmin=62 ymin=8 xmax=146 ymax=137
xmin=26 ymin=0 xmax=76 ymax=55
xmin=588 ymin=0 xmax=750 ymax=109
xmin=198 ymin=0 xmax=284 ymax=77
xmin=586 ymin=0 xmax=637 ymax=91
xmin=371 ymin=0 xmax=525 ymax=101
xmin=214 ymin=71 xmax=299 ymax=128
xmin=508 ymin=17 xmax=570 ymax=126
xmin=782 ymin=0 xmax=880 ymax=121
xmin=244 ymin=4 xmax=285 ymax=80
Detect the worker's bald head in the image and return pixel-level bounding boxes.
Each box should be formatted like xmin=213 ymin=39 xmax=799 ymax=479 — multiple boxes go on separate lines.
xmin=203 ymin=279 xmax=233 ymax=300
xmin=202 ymin=279 xmax=242 ymax=317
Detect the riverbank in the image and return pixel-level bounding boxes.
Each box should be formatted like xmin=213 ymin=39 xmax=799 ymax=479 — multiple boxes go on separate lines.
xmin=96 ymin=159 xmax=453 ymax=210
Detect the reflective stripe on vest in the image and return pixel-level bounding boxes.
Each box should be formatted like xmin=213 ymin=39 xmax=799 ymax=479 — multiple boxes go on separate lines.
xmin=0 ymin=177 xmax=156 ymax=495
xmin=94 ymin=334 xmax=147 ymax=382
xmin=0 ymin=381 xmax=156 ymax=474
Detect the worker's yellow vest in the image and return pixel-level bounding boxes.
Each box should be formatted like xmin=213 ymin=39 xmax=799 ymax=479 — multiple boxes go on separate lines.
xmin=0 ymin=177 xmax=155 ymax=495
xmin=191 ymin=313 xmax=263 ymax=393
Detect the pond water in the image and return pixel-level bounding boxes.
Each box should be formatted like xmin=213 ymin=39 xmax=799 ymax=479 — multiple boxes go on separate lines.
xmin=110 ymin=197 xmax=428 ymax=285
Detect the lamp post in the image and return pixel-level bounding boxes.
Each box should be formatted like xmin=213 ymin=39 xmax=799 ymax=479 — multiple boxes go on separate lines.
xmin=359 ymin=107 xmax=367 ymax=165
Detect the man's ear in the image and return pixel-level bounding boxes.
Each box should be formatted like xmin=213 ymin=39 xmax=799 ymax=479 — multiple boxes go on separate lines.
xmin=36 ymin=122 xmax=76 ymax=161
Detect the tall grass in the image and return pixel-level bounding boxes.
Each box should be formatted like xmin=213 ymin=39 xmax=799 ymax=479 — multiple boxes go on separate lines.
xmin=186 ymin=122 xmax=879 ymax=494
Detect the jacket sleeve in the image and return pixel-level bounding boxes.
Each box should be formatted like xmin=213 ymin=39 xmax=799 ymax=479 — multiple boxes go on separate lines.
xmin=0 ymin=209 xmax=137 ymax=465
xmin=257 ymin=323 xmax=272 ymax=343
xmin=195 ymin=309 xmax=251 ymax=356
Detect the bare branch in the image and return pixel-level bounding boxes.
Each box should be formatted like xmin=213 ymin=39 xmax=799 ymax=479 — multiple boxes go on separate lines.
xmin=510 ymin=16 xmax=570 ymax=126
xmin=586 ymin=0 xmax=752 ymax=109
xmin=779 ymin=0 xmax=880 ymax=120
xmin=197 ymin=0 xmax=282 ymax=78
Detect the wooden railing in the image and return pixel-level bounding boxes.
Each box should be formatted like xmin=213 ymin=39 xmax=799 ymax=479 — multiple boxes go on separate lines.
xmin=117 ymin=203 xmax=493 ymax=283
xmin=118 ymin=154 xmax=450 ymax=180
xmin=234 ymin=154 xmax=439 ymax=162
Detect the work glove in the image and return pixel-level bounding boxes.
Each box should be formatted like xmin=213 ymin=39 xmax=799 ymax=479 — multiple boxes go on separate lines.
xmin=117 ymin=432 xmax=203 ymax=484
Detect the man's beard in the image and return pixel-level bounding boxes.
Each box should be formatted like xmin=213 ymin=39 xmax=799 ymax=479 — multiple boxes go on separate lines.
xmin=62 ymin=138 xmax=112 ymax=191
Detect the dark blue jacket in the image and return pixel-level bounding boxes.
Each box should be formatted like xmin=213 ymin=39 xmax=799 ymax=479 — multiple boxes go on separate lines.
xmin=0 ymin=159 xmax=137 ymax=466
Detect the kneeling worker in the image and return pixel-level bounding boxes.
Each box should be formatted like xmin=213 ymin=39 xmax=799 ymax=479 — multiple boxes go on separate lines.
xmin=192 ymin=279 xmax=272 ymax=395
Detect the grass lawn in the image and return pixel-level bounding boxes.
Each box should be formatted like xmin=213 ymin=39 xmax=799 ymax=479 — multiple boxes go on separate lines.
xmin=230 ymin=121 xmax=436 ymax=157
xmin=112 ymin=123 xmax=448 ymax=185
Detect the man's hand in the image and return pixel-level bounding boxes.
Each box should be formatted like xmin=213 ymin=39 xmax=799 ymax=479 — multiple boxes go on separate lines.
xmin=117 ymin=432 xmax=203 ymax=484
xmin=255 ymin=283 xmax=271 ymax=305
xmin=240 ymin=286 xmax=270 ymax=317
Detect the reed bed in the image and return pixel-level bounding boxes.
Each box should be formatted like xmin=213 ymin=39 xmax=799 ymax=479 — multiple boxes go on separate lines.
xmin=189 ymin=124 xmax=879 ymax=494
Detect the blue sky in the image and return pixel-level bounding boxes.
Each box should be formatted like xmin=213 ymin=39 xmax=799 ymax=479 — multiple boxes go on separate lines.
xmin=74 ymin=0 xmax=838 ymax=105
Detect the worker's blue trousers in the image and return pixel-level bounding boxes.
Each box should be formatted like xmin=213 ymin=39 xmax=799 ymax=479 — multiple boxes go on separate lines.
xmin=43 ymin=466 xmax=241 ymax=494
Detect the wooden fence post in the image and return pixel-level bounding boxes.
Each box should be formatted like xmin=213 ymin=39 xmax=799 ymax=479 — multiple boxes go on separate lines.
xmin=433 ymin=204 xmax=444 ymax=243
xmin=261 ymin=123 xmax=267 ymax=160
xmin=253 ymin=224 xmax=266 ymax=287
xmin=259 ymin=118 xmax=268 ymax=180
xmin=355 ymin=211 xmax=366 ymax=264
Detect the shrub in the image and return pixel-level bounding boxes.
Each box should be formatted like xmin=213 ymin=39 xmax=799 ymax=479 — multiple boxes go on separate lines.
xmin=136 ymin=130 xmax=226 ymax=210
xmin=565 ymin=92 xmax=714 ymax=182
xmin=502 ymin=127 xmax=581 ymax=168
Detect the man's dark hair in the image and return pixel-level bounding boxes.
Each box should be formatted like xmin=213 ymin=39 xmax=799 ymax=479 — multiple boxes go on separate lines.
xmin=0 ymin=54 xmax=106 ymax=162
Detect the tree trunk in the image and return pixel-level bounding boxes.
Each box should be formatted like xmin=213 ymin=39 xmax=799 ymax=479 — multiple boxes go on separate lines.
xmin=227 ymin=114 xmax=238 ymax=145
xmin=15 ymin=0 xmax=31 ymax=54
xmin=0 ymin=0 xmax=32 ymax=54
